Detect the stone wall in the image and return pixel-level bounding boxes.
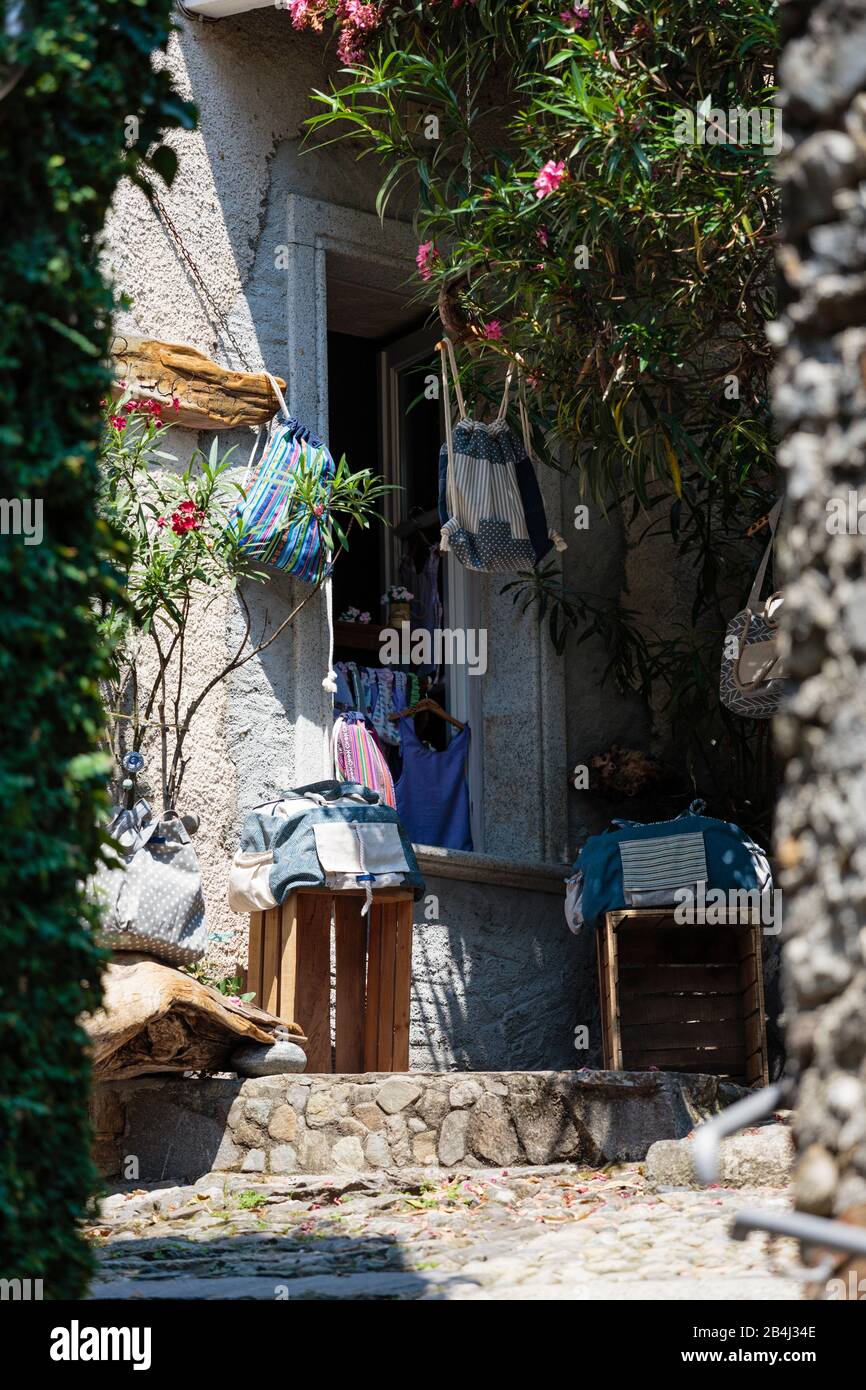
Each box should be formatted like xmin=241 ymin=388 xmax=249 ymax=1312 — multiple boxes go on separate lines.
xmin=92 ymin=1070 xmax=742 ymax=1183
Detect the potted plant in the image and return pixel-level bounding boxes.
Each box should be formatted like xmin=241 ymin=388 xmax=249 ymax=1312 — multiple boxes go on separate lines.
xmin=382 ymin=584 xmax=413 ymax=628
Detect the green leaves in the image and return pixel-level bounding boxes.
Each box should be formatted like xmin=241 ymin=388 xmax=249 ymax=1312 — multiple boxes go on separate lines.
xmin=0 ymin=0 xmax=192 ymax=1302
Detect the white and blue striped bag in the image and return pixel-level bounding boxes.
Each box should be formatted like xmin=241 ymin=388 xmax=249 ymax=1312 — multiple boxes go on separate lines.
xmin=437 ymin=338 xmax=566 ymax=573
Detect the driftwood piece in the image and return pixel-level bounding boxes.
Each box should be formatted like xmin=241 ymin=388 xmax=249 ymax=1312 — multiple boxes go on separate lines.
xmin=110 ymin=336 xmax=286 ymax=430
xmin=84 ymin=954 xmax=306 ymax=1081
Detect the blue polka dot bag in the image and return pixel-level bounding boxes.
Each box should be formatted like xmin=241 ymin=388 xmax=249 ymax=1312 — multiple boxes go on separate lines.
xmin=437 ymin=338 xmax=566 ymax=573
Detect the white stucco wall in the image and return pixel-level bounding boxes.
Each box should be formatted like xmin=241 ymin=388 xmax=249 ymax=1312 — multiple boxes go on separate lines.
xmin=102 ymin=12 xmax=603 ymax=1066
xmin=105 ymin=13 xmax=397 ymax=978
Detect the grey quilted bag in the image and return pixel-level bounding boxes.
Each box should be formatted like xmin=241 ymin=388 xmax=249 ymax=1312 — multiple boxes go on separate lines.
xmin=720 ymin=500 xmax=785 ymax=719
xmin=91 ymin=799 xmax=207 ymax=966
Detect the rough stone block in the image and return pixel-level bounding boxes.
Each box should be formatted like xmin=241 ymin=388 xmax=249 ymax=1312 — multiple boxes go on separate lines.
xmin=353 ymin=1103 xmax=385 ymax=1131
xmin=332 ymin=1136 xmax=366 ymax=1170
xmin=450 ymin=1080 xmax=483 ymax=1109
xmin=438 ymin=1110 xmax=470 ymax=1166
xmin=270 ymin=1144 xmax=300 ymax=1175
xmin=467 ymin=1094 xmax=521 ymax=1166
xmin=411 ymin=1131 xmax=438 ymax=1164
xmin=376 ymin=1078 xmax=422 ymax=1114
xmin=268 ymin=1105 xmax=298 ymax=1143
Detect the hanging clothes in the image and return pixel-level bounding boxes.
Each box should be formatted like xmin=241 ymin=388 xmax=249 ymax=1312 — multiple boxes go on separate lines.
xmin=396 ymin=721 xmax=473 ymax=851
xmin=400 ymin=544 xmax=443 ymax=679
xmin=334 ymin=663 xmax=423 ymax=742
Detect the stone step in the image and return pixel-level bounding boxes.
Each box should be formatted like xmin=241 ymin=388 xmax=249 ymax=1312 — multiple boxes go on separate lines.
xmin=645 ymin=1124 xmax=794 ymax=1188
xmin=92 ymin=1069 xmax=746 ymax=1183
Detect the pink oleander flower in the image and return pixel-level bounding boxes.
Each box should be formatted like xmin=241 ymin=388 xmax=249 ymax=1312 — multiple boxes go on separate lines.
xmin=482 ymin=320 xmax=503 ymax=340
xmin=285 ymin=0 xmax=325 ymax=30
xmin=109 ymin=414 xmax=126 ymax=430
xmin=560 ymin=4 xmax=590 ymax=30
xmin=535 ymin=159 xmax=567 ymax=199
xmin=338 ymin=0 xmax=380 ymax=27
xmin=416 ymin=240 xmax=437 ymax=282
xmin=537 ymin=226 xmax=550 ymax=248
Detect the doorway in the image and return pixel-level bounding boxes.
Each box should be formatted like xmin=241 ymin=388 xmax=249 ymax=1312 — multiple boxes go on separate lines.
xmin=326 ymin=317 xmax=483 ymax=852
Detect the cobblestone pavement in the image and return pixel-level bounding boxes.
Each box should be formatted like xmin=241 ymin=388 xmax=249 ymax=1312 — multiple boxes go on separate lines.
xmin=86 ymin=1164 xmax=805 ymax=1300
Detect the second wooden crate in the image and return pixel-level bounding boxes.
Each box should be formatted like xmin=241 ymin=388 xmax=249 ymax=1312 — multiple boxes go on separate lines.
xmin=246 ymin=887 xmax=414 ymax=1074
xmin=597 ymin=908 xmax=768 ymax=1085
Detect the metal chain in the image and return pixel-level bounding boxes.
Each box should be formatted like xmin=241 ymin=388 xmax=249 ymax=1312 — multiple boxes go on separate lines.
xmin=150 ymin=189 xmax=252 ymax=372
xmin=465 ymin=47 xmax=473 ymax=197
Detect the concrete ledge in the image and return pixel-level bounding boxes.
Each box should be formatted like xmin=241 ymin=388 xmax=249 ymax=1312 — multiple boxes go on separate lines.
xmin=92 ymin=1070 xmax=744 ymax=1183
xmin=415 ymin=846 xmax=569 ymax=894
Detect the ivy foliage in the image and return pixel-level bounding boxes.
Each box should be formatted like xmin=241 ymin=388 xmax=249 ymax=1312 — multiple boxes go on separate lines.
xmin=304 ymin=0 xmax=780 ymax=821
xmin=0 ymin=0 xmax=194 ymax=1296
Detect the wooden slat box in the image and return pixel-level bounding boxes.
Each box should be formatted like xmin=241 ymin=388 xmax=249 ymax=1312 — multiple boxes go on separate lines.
xmin=246 ymin=888 xmax=414 ymax=1074
xmin=597 ymin=908 xmax=769 ymax=1085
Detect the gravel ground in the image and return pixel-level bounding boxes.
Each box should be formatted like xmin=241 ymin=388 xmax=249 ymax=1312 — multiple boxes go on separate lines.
xmin=85 ymin=1163 xmax=806 ymax=1300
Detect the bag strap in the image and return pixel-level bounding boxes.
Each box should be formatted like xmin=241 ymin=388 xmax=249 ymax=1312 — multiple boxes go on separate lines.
xmin=439 ymin=338 xmax=466 ymax=550
xmin=746 ymin=499 xmax=783 ymax=611
xmin=265 ymin=370 xmax=290 ymax=422
xmin=516 ymin=368 xmax=534 ymax=458
xmin=496 ymin=362 xmax=516 ymax=422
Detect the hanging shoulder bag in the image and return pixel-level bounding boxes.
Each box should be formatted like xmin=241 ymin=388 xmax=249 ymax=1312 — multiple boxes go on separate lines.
xmin=91 ymin=799 xmax=207 ymax=966
xmin=720 ymin=499 xmax=785 ymax=719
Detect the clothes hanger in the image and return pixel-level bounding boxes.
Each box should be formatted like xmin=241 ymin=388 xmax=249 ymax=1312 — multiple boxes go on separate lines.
xmin=389 ymin=697 xmax=466 ymax=732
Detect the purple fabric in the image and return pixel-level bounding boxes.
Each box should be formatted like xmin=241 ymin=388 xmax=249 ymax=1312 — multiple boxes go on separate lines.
xmin=396 ymin=722 xmax=472 ymax=851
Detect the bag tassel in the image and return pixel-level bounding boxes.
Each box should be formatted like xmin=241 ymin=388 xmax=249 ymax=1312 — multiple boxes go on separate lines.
xmin=321 ymin=565 xmax=338 ymax=694
xmin=354 ymin=825 xmax=374 ymax=917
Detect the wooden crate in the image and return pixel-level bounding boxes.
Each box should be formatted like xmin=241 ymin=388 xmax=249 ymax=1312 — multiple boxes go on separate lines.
xmin=597 ymin=908 xmax=769 ymax=1085
xmin=246 ymin=888 xmax=414 ymax=1073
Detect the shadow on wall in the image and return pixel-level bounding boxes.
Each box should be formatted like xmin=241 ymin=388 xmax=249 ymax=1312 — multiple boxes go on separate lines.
xmin=410 ymin=876 xmax=599 ymax=1072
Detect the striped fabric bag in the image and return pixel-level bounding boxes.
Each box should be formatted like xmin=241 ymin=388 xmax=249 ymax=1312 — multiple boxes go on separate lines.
xmin=332 ymin=712 xmax=396 ymax=809
xmin=619 ymin=832 xmax=709 ymax=909
xmin=437 ymin=338 xmax=566 ymax=573
xmin=230 ymin=374 xmax=335 ymax=581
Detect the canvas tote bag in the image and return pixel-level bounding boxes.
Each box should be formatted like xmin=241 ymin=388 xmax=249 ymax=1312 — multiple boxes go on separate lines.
xmin=720 ymin=500 xmax=785 ymax=719
xmin=92 ymin=799 xmax=207 ymax=966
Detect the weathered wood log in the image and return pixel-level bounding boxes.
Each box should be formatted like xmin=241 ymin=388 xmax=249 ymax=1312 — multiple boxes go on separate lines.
xmin=84 ymin=954 xmax=306 ymax=1081
xmin=110 ymin=336 xmax=286 ymax=430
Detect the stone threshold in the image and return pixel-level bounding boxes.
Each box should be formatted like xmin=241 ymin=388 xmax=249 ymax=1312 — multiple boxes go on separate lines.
xmin=92 ymin=1069 xmax=744 ymax=1184
xmin=414 ymin=846 xmax=569 ymax=894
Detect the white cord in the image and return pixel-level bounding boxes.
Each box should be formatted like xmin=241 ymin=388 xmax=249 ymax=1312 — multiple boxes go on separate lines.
xmin=322 ymin=566 xmax=337 ymax=695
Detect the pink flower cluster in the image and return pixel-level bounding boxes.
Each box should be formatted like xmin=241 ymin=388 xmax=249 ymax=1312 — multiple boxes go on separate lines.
xmin=534 ymin=159 xmax=566 ymax=199
xmin=416 ymin=240 xmax=438 ymax=282
xmin=282 ymin=0 xmax=384 ymax=65
xmin=284 ymin=0 xmax=326 ymax=28
xmin=336 ymin=1 xmax=383 ymax=63
xmin=157 ymin=499 xmax=205 ymax=537
xmin=108 ymin=396 xmax=180 ymax=431
xmin=560 ymin=4 xmax=590 ymax=29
